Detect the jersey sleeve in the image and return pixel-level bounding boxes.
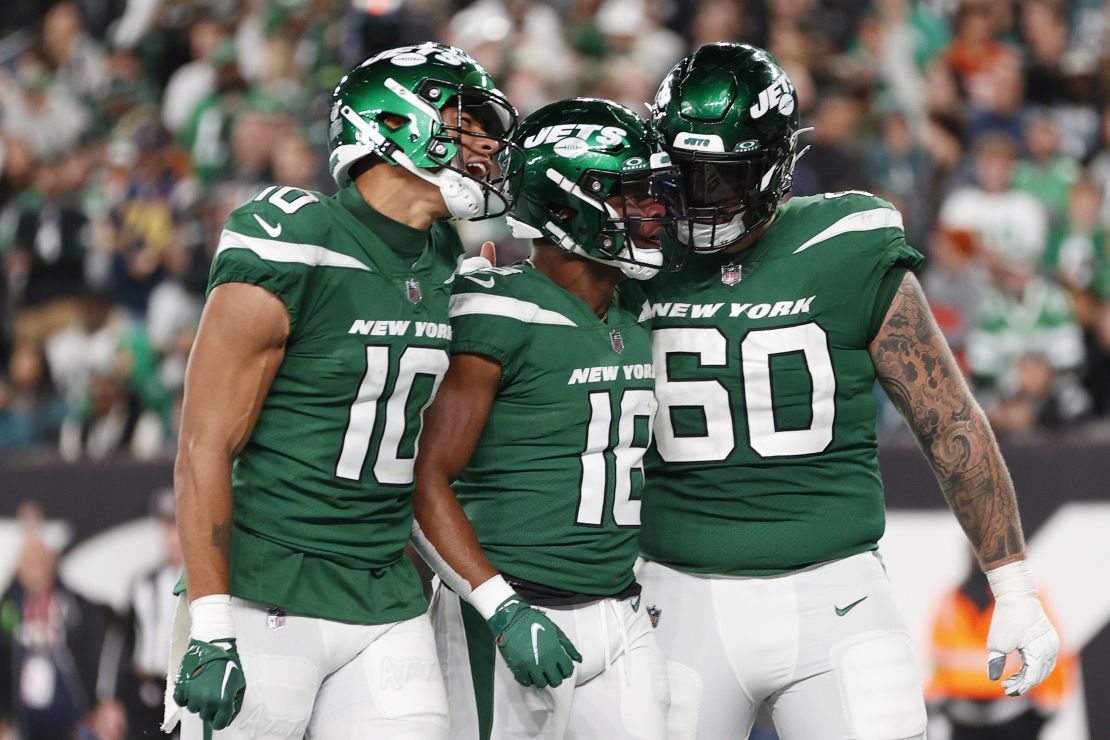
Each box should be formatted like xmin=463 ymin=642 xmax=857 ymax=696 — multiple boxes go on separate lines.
xmin=448 ymin=272 xmax=527 ymax=369
xmin=208 ymin=196 xmax=325 ymax=337
xmin=829 ymin=194 xmax=924 ymax=344
xmin=865 ymin=228 xmax=924 ymax=342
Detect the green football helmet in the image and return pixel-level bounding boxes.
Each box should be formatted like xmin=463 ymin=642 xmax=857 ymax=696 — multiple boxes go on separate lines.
xmin=503 ymin=98 xmax=684 ymax=281
xmin=327 ymin=42 xmax=520 ymax=220
xmin=651 ymin=42 xmax=810 ymax=258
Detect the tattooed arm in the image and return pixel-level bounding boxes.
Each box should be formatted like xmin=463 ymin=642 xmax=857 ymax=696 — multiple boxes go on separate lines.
xmin=871 ymin=272 xmax=1060 ymax=695
xmin=869 ymin=272 xmax=1024 ymax=569
xmin=174 ymin=282 xmax=288 ymax=599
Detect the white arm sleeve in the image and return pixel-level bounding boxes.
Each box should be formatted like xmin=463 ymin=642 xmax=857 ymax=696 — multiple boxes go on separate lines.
xmin=410 ymin=519 xmax=474 ymax=598
xmin=410 ymin=520 xmax=517 ymax=619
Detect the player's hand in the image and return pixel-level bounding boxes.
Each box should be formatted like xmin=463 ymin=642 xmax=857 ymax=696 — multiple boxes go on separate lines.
xmin=486 ymin=595 xmax=581 ymax=689
xmin=173 ymin=638 xmax=246 ymax=729
xmin=985 ymin=561 xmax=1060 ymax=696
xmin=460 ymin=241 xmax=497 ymax=273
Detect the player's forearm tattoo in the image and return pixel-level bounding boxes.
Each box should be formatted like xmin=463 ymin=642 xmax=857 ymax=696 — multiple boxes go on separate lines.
xmin=211 ymin=516 xmax=232 ymax=558
xmin=871 ymin=275 xmax=1024 ymax=565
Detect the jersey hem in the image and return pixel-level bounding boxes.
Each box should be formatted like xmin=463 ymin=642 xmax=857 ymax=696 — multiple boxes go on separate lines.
xmin=641 ymin=543 xmax=879 ymax=578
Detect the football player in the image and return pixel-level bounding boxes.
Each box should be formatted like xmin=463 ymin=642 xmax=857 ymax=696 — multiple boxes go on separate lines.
xmin=167 ymin=42 xmax=518 ymax=739
xmin=637 ymin=43 xmax=1060 ymax=740
xmin=411 ymin=98 xmax=681 ymax=739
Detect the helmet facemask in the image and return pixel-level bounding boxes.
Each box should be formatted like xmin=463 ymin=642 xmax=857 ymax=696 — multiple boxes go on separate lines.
xmin=648 ymin=42 xmax=812 ymax=269
xmin=511 ymin=152 xmax=685 ymax=281
xmin=597 ymin=158 xmax=687 ymax=280
xmin=328 ymin=44 xmax=521 ymax=221
xmin=339 ymin=80 xmax=522 ymax=220
xmin=667 ymin=126 xmax=810 ymax=269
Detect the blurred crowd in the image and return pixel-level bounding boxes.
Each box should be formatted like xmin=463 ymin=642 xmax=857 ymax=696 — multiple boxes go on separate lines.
xmin=3 ymin=0 xmax=1110 ymax=463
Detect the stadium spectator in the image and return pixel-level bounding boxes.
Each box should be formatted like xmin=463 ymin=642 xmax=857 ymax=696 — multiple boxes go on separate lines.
xmin=793 ymin=89 xmax=871 ymax=195
xmin=939 ymin=133 xmax=1049 ymax=273
xmin=1050 ymin=178 xmax=1107 ymax=309
xmin=160 ymin=14 xmax=228 ymax=136
xmin=928 ymin=555 xmax=1078 ymax=739
xmin=103 ymin=119 xmax=188 ymax=319
xmin=41 ymin=2 xmax=109 ymax=103
xmin=869 ymin=109 xmax=932 ymax=246
xmin=44 ymin=291 xmax=169 ymax=458
xmin=1 ymin=153 xmax=91 ymax=350
xmin=922 ymin=227 xmax=983 ymax=373
xmin=1013 ymin=112 xmax=1081 ymax=226
xmin=0 ymin=343 xmax=66 ymax=453
xmin=1090 ymin=106 xmax=1110 ymax=226
xmin=0 ymin=57 xmax=90 ymax=161
xmin=118 ymin=489 xmax=182 ymax=737
xmin=987 ymin=352 xmax=1094 ymax=433
xmin=972 ymin=259 xmax=1083 ymax=401
xmin=0 ymin=506 xmax=123 ymax=739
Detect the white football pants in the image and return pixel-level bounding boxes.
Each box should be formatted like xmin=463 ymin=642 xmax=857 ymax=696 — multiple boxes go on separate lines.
xmin=430 ymin=583 xmax=669 ymax=739
xmin=637 ymin=552 xmax=928 ymax=740
xmin=180 ymin=598 xmax=448 ymax=740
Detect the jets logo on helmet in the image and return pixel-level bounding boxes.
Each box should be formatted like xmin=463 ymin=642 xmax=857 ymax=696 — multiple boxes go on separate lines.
xmin=364 ymin=43 xmax=469 ymax=69
xmin=503 ymin=98 xmax=685 ymax=281
xmin=651 ymin=42 xmax=811 ymax=262
xmin=327 ymin=42 xmax=521 ymax=221
xmin=749 ymin=74 xmax=797 ymax=119
xmin=523 ymin=124 xmax=628 ymax=149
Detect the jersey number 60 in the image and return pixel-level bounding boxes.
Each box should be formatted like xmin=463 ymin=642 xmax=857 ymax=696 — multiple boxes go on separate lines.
xmin=653 ymin=324 xmax=836 ymax=460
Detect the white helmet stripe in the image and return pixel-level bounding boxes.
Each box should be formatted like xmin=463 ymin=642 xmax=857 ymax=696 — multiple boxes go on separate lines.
xmin=545 ymin=168 xmax=620 ymax=218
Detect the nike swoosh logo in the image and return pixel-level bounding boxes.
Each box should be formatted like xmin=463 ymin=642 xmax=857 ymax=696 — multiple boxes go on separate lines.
xmin=531 ymin=623 xmax=545 ymax=664
xmin=835 ymin=596 xmax=868 ymax=617
xmin=253 ymin=214 xmax=282 ymax=238
xmin=220 ymin=661 xmax=237 ymax=699
xmin=464 ymin=275 xmax=495 ymax=288
xmin=631 ymin=595 xmax=641 ymax=612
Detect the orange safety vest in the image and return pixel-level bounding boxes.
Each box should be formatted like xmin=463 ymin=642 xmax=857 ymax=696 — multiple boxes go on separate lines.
xmin=927 ymin=587 xmax=1076 ymax=710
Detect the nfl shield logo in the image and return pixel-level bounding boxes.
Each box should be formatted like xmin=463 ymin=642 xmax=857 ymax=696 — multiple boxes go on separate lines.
xmin=721 ymin=263 xmax=742 ymax=286
xmin=405 ymin=278 xmax=422 ymax=304
xmin=609 ymin=329 xmax=625 ymax=353
xmin=647 ymin=605 xmax=662 ymax=628
xmin=266 ymin=607 xmax=286 ymax=631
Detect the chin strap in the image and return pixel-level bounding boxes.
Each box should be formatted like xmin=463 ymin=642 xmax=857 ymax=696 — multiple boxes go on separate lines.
xmin=339 ymin=104 xmax=505 ymax=220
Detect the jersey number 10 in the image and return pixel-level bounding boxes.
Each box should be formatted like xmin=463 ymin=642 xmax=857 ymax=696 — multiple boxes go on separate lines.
xmin=335 ymin=345 xmax=449 ymax=484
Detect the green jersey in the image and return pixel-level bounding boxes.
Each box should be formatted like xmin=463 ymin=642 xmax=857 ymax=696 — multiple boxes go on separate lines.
xmin=449 ymin=263 xmax=656 ymax=596
xmin=210 ymin=183 xmax=462 ymax=623
xmin=641 ymin=193 xmax=923 ymax=576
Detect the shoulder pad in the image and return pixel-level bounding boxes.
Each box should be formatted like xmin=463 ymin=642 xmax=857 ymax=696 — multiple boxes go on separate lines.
xmin=225 ymin=185 xmax=329 ymax=243
xmin=785 ymin=192 xmax=904 ymax=257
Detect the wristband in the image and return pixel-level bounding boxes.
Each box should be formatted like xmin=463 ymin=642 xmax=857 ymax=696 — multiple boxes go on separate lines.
xmin=985 ymin=560 xmax=1037 ymax=599
xmin=189 ymin=594 xmax=235 ymax=642
xmin=467 ymin=575 xmax=517 ymax=620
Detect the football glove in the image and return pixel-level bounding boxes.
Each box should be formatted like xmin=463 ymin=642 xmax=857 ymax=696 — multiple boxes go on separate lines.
xmin=487 ymin=595 xmax=582 ymax=689
xmin=173 ymin=637 xmax=246 ymax=730
xmin=985 ymin=561 xmax=1060 ymax=696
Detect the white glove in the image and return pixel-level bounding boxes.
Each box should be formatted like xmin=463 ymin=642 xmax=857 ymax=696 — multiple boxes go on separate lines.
xmin=985 ymin=561 xmax=1060 ymax=696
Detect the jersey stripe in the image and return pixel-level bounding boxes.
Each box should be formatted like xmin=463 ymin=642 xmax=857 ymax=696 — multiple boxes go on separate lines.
xmin=449 ymin=293 xmax=577 ymax=326
xmin=791 ymin=208 xmax=904 ymax=254
xmin=216 ymin=229 xmax=372 ymax=271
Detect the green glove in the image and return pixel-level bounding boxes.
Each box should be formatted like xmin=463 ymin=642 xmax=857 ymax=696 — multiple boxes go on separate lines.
xmin=173 ymin=638 xmax=246 ymax=730
xmin=487 ymin=596 xmax=582 ymax=688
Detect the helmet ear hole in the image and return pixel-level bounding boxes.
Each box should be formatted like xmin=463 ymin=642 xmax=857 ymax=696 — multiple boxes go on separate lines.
xmin=348 ymin=155 xmax=382 ymax=182
xmin=377 ymin=113 xmax=407 ymax=131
